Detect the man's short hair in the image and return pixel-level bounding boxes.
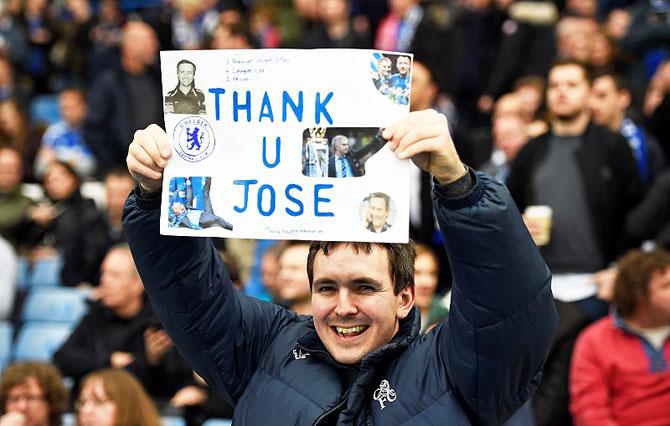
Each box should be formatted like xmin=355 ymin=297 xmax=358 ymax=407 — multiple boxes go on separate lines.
xmin=331 ymin=135 xmax=348 ymax=149
xmin=612 ymin=249 xmax=670 ymax=317
xmin=591 ymin=68 xmax=629 ymax=92
xmin=59 ymin=87 xmax=86 ymax=103
xmin=549 ymin=58 xmax=592 ymax=82
xmin=368 ymin=192 xmax=390 ymax=211
xmin=513 ymin=75 xmax=545 ymax=93
xmin=378 ymin=57 xmax=392 ymax=66
xmin=0 ymin=362 xmax=67 ymax=425
xmin=107 ymin=243 xmax=140 ymax=278
xmin=414 ymin=242 xmax=439 ymax=267
xmin=307 ymin=241 xmax=416 ymax=295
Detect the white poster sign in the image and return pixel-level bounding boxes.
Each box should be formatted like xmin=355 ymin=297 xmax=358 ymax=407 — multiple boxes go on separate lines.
xmin=159 ymin=49 xmax=412 ymax=242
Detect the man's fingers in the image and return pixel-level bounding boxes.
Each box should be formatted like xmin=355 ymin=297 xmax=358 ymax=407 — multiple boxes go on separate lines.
xmin=394 ymin=136 xmax=443 ymax=161
xmin=393 ymin=124 xmax=443 ymax=157
xmin=147 ymin=124 xmax=171 ymax=159
xmin=129 ymin=141 xmax=162 ymax=170
xmin=129 ymin=160 xmax=162 ymax=181
xmin=383 ymin=109 xmax=444 ymax=149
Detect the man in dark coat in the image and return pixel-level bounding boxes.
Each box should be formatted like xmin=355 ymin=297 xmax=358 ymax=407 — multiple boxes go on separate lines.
xmin=124 ymin=110 xmax=558 ymax=424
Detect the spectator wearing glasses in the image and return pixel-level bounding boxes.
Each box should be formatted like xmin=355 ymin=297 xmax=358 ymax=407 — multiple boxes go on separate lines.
xmin=75 ymin=368 xmax=161 ymax=426
xmin=0 ymin=362 xmax=67 ymax=426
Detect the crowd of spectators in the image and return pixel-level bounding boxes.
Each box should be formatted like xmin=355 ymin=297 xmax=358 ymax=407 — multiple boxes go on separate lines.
xmin=0 ymin=0 xmax=669 ymax=424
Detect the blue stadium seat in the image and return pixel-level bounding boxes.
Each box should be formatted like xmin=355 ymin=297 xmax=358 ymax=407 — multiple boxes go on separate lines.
xmin=0 ymin=321 xmax=13 ymax=372
xmin=162 ymin=416 xmax=185 ymax=426
xmin=202 ymin=419 xmax=233 ymax=426
xmin=21 ymin=287 xmax=90 ymax=324
xmin=18 ymin=256 xmax=64 ymax=288
xmin=30 ymin=94 xmax=61 ymax=125
xmin=12 ymin=321 xmax=73 ymax=362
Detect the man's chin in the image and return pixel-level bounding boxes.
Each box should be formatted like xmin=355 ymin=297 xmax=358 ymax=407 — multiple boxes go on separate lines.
xmin=554 ymin=111 xmax=582 ymax=122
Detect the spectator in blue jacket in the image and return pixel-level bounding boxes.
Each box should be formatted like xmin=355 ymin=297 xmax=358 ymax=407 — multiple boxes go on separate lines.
xmin=124 ymin=110 xmax=558 ymax=424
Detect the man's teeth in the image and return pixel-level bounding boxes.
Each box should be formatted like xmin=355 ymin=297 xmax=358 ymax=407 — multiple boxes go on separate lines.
xmin=335 ymin=326 xmax=366 ymax=335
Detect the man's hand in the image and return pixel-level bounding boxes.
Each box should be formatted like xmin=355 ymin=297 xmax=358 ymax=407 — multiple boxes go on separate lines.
xmin=29 ymin=203 xmax=56 ymax=227
xmin=383 ymin=110 xmax=466 ymax=185
xmin=126 ymin=124 xmax=171 ymax=191
xmin=144 ymin=327 xmax=173 ymax=366
xmin=0 ymin=412 xmax=26 ymax=426
xmin=110 ymin=351 xmax=134 ymax=368
xmin=169 ymin=385 xmax=208 ymax=408
xmin=592 ymin=267 xmax=618 ymax=302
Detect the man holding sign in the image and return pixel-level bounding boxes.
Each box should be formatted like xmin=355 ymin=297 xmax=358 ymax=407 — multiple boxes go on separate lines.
xmin=124 ymin=110 xmax=557 ymax=424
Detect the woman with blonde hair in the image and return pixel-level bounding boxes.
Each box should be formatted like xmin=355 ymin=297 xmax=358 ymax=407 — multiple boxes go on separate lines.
xmin=75 ymin=369 xmax=161 ymax=426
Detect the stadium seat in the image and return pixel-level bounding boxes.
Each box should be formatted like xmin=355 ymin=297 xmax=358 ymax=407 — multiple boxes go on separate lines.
xmin=12 ymin=321 xmax=73 ymax=362
xmin=162 ymin=416 xmax=186 ymax=426
xmin=21 ymin=287 xmax=89 ymax=324
xmin=0 ymin=321 xmax=13 ymax=372
xmin=202 ymin=419 xmax=233 ymax=426
xmin=30 ymin=94 xmax=60 ymax=125
xmin=18 ymin=256 xmax=64 ymax=288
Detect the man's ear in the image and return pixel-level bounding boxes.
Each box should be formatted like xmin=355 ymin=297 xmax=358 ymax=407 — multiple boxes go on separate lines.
xmin=619 ymin=88 xmax=632 ymax=110
xmin=396 ymin=285 xmax=415 ymax=319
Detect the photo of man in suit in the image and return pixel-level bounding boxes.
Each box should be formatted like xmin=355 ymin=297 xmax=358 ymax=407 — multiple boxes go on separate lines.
xmin=327 ymin=131 xmax=386 ymax=178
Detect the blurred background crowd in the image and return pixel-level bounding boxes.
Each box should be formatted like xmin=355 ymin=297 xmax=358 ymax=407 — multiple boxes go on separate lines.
xmin=0 ymin=0 xmax=669 ymax=425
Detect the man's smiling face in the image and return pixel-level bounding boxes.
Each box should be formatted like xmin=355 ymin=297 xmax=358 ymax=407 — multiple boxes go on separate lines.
xmin=311 ymin=244 xmax=414 ymax=364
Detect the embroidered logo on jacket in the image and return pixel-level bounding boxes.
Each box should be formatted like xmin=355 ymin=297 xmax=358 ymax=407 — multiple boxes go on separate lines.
xmin=292 ymin=348 xmax=310 ymax=359
xmin=373 ymin=380 xmax=396 ymax=410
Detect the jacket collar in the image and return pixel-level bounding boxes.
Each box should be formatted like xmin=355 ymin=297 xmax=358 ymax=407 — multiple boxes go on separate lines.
xmin=295 ymin=306 xmax=421 ymax=368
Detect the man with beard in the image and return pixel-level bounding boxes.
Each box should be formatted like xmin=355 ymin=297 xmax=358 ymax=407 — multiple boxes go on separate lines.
xmin=507 ymin=59 xmax=644 ymax=425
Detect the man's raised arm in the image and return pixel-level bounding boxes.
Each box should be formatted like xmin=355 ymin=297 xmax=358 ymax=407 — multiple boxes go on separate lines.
xmin=122 ymin=125 xmax=297 ymax=405
xmin=385 ymin=110 xmax=558 ymax=424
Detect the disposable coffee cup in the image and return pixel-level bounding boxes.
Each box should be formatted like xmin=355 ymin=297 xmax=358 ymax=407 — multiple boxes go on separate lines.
xmin=524 ymin=205 xmax=553 ymax=246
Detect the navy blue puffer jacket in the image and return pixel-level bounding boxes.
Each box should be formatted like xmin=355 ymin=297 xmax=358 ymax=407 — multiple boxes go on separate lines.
xmin=123 ymin=172 xmax=557 ymax=425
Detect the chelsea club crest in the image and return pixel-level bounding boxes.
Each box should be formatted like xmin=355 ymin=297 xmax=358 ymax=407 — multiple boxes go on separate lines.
xmin=173 ymin=116 xmax=215 ymax=162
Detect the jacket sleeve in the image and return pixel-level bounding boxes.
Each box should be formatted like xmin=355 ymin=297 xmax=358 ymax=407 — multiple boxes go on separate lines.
xmin=122 ymin=188 xmax=297 ymax=404
xmin=433 ymin=171 xmax=557 ymax=425
xmin=626 ymin=169 xmax=670 ymax=242
xmin=569 ymin=327 xmax=618 ymax=426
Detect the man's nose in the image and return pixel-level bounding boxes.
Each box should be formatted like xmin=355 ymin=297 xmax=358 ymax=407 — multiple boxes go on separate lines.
xmin=334 ymin=290 xmax=358 ymax=316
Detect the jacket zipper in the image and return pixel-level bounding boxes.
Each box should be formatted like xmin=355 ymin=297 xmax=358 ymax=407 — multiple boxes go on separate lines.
xmin=313 ymin=396 xmax=348 ymax=426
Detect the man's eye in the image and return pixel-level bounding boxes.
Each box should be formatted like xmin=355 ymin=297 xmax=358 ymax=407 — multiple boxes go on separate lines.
xmin=317 ymin=286 xmax=335 ymax=293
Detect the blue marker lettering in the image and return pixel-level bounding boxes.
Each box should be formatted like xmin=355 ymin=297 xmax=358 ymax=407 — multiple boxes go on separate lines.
xmin=208 ymin=88 xmax=225 ymax=121
xmin=232 ymin=179 xmax=258 ymax=212
xmin=282 ymin=91 xmax=304 ymax=122
xmin=314 ymin=184 xmax=334 ymax=217
xmin=259 ymin=92 xmax=274 ymax=122
xmin=233 ymin=90 xmax=251 ymax=122
xmin=258 ymin=184 xmax=276 ymax=216
xmin=315 ymin=92 xmax=334 ymax=125
xmin=285 ymin=184 xmax=304 ymax=216
xmin=262 ymin=136 xmax=281 ymax=168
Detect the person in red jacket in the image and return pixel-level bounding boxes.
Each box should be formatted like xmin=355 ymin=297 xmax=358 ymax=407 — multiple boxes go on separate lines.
xmin=570 ymin=249 xmax=670 ymax=425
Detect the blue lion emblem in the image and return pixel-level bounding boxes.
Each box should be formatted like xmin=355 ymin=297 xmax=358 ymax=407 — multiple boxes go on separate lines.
xmin=186 ymin=127 xmax=204 ymax=150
